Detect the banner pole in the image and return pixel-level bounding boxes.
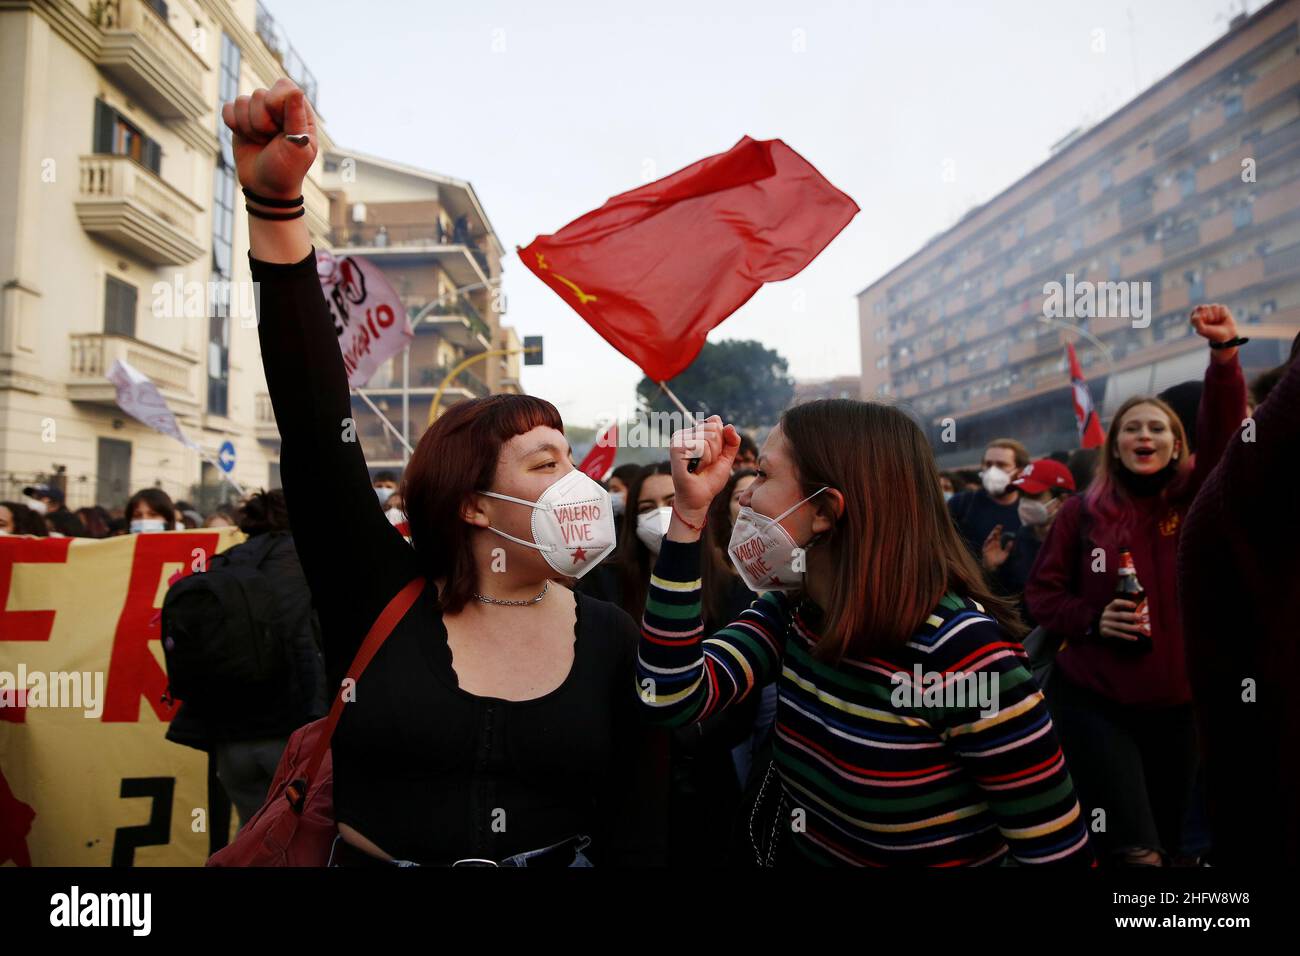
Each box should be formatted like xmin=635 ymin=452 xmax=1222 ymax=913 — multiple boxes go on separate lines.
xmin=354 ymin=388 xmax=415 ymax=455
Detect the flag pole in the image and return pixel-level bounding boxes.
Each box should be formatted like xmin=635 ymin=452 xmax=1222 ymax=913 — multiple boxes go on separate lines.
xmin=198 ymin=451 xmax=245 ymax=497
xmin=658 ymin=381 xmax=705 ymax=471
xmin=657 ymin=381 xmax=694 ymax=419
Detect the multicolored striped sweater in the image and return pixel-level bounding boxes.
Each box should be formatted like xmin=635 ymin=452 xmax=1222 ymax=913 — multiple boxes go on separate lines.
xmin=637 ymin=538 xmax=1095 ymax=866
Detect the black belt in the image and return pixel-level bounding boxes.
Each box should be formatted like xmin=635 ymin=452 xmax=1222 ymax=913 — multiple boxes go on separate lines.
xmin=329 ymin=834 xmax=587 ymax=868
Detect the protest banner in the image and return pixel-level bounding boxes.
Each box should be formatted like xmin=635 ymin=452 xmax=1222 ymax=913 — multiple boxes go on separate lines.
xmin=0 ymin=529 xmax=245 ymax=866
xmin=317 ymin=249 xmax=413 ymax=387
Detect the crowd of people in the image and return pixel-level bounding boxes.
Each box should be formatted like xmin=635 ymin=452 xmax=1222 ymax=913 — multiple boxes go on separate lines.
xmin=8 ymin=77 xmax=1295 ymax=870
xmin=0 ymin=484 xmax=239 ymax=539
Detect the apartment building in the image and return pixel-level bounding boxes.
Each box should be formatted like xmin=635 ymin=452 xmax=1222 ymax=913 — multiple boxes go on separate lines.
xmin=0 ymin=0 xmax=334 ymax=511
xmin=318 ymin=148 xmax=520 ymax=472
xmin=858 ymin=0 xmax=1300 ymax=467
xmin=0 ymin=0 xmax=520 ymax=511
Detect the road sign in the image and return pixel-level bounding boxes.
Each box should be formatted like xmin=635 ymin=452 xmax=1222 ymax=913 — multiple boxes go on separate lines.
xmin=217 ymin=440 xmax=237 ymax=474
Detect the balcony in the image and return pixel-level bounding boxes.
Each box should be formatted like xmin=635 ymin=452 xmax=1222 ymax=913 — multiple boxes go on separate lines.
xmin=420 ymin=364 xmax=489 ymax=397
xmin=92 ymin=0 xmax=208 ymax=121
xmin=420 ymin=297 xmax=492 ymax=349
xmin=254 ymin=393 xmax=280 ymax=444
xmin=69 ymin=333 xmax=200 ymax=414
xmin=329 ymin=224 xmax=491 ymax=288
xmin=76 ymin=155 xmax=204 ymax=265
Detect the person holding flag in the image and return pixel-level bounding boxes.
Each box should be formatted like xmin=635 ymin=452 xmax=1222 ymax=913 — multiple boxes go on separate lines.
xmin=636 ymin=401 xmax=1094 ymax=866
xmin=1025 ymin=305 xmax=1247 ymax=867
xmin=222 ymin=79 xmax=664 ymax=867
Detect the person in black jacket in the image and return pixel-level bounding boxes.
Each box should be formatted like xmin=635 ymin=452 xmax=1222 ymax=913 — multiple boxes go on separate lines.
xmin=165 ymin=489 xmax=327 ymax=824
xmin=218 ymin=80 xmax=665 ymax=867
xmin=946 ymin=438 xmax=1030 ymax=557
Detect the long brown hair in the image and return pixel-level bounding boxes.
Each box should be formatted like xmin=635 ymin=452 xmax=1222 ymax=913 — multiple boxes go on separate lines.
xmin=611 ymin=461 xmax=730 ymax=624
xmin=780 ymin=399 xmax=1024 ymax=662
xmin=403 ymin=394 xmax=564 ymax=614
xmin=1085 ymin=394 xmax=1191 ymax=546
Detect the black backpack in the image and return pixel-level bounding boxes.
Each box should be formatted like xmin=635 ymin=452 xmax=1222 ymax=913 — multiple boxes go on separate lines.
xmin=161 ymin=533 xmax=290 ymax=706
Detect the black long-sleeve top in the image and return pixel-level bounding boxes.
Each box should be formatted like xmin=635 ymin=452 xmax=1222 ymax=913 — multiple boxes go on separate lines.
xmin=251 ymin=249 xmax=663 ymax=865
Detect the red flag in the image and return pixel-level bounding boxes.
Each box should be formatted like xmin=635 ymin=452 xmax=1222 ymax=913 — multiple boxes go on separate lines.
xmin=577 ymin=422 xmax=619 ymax=482
xmin=519 ymin=136 xmax=859 ymax=381
xmin=1067 ymin=343 xmax=1106 ymax=449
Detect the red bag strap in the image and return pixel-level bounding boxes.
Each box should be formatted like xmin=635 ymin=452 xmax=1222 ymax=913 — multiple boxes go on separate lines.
xmin=295 ymin=576 xmax=426 ymax=798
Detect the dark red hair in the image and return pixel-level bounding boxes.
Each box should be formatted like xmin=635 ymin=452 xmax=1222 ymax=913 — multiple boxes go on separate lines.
xmin=402 ymin=394 xmax=563 ymax=614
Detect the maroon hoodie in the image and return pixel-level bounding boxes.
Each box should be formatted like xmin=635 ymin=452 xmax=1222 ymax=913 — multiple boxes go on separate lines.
xmin=1179 ymin=345 xmax=1300 ymax=865
xmin=1025 ymin=353 xmax=1246 ymax=708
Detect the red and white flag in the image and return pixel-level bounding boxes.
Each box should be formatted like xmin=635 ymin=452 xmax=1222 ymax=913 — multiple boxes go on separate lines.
xmin=1067 ymin=342 xmax=1106 ymax=449
xmin=578 ymin=422 xmax=619 ymax=482
xmin=317 ymin=250 xmax=413 ymax=388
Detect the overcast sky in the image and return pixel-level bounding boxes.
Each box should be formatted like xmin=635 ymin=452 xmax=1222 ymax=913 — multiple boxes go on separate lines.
xmin=268 ymin=0 xmax=1252 ymax=427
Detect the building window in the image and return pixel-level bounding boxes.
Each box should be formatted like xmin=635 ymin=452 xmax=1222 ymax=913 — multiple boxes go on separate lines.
xmin=1098 ymin=166 xmax=1113 ymax=190
xmin=1177 ymin=168 xmax=1196 ymax=199
xmin=93 ymin=100 xmax=161 ymax=175
xmin=1224 ymin=94 xmax=1243 ymax=119
xmin=1233 ymin=201 xmax=1253 ymax=230
xmin=208 ymin=32 xmax=241 ymax=417
xmin=96 ymin=438 xmax=132 ymax=511
xmin=104 ymin=275 xmax=137 ymax=337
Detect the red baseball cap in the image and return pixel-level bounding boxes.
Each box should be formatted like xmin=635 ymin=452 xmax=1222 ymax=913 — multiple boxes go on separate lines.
xmin=1011 ymin=458 xmax=1076 ymax=495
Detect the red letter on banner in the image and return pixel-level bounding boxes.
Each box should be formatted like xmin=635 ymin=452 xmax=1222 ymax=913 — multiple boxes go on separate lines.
xmin=103 ymin=532 xmax=219 ymax=723
xmin=0 ymin=537 xmax=72 ymax=724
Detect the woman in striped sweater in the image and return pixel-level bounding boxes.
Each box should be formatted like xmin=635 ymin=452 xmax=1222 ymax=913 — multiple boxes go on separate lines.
xmin=636 ymin=400 xmax=1094 ymax=866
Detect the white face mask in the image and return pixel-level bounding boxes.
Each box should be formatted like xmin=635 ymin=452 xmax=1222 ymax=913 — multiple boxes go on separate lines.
xmin=1017 ymin=497 xmax=1054 ymax=527
xmin=942 ymin=490 xmax=954 ymax=503
xmin=481 ymin=468 xmax=617 ymax=578
xmin=385 ymin=507 xmax=404 ymax=526
xmin=609 ymin=491 xmax=626 ymax=518
xmin=23 ymin=497 xmax=47 ymax=516
xmin=635 ymin=506 xmax=673 ymax=555
xmin=375 ymin=486 xmax=395 ymax=505
xmin=981 ymin=466 xmax=1012 ymax=497
xmin=726 ymin=487 xmax=828 ymax=592
xmin=130 ymin=518 xmax=167 ymax=533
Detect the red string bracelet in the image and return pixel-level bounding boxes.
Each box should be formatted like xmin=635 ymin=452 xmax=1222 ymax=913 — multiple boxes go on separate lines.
xmin=672 ymin=504 xmax=706 ymax=532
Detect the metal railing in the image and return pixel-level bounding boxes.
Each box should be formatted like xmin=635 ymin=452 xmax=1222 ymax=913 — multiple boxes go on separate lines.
xmin=329 ymin=222 xmax=481 ymax=251
xmin=419 ymin=364 xmax=489 ymax=396
xmin=254 ymin=0 xmax=319 ymax=107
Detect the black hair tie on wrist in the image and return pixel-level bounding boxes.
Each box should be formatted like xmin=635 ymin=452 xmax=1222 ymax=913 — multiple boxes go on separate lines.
xmin=1209 ymin=336 xmax=1249 ymax=350
xmin=246 ymin=205 xmax=305 ymax=221
xmin=242 ymin=187 xmax=304 ymax=208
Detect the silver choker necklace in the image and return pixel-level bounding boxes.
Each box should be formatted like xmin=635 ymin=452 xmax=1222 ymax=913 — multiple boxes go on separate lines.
xmin=473 ymin=580 xmax=549 ymax=606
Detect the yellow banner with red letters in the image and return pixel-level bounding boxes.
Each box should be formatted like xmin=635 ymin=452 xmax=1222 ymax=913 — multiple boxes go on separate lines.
xmin=0 ymin=529 xmax=247 ymax=866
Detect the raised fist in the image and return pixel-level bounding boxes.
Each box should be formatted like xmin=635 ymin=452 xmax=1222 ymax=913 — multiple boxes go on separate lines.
xmin=1190 ymin=303 xmax=1238 ymax=345
xmin=220 ymin=78 xmax=317 ymax=201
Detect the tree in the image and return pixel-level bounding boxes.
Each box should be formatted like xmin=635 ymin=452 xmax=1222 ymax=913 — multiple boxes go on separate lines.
xmin=636 ymin=339 xmax=795 ymax=430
